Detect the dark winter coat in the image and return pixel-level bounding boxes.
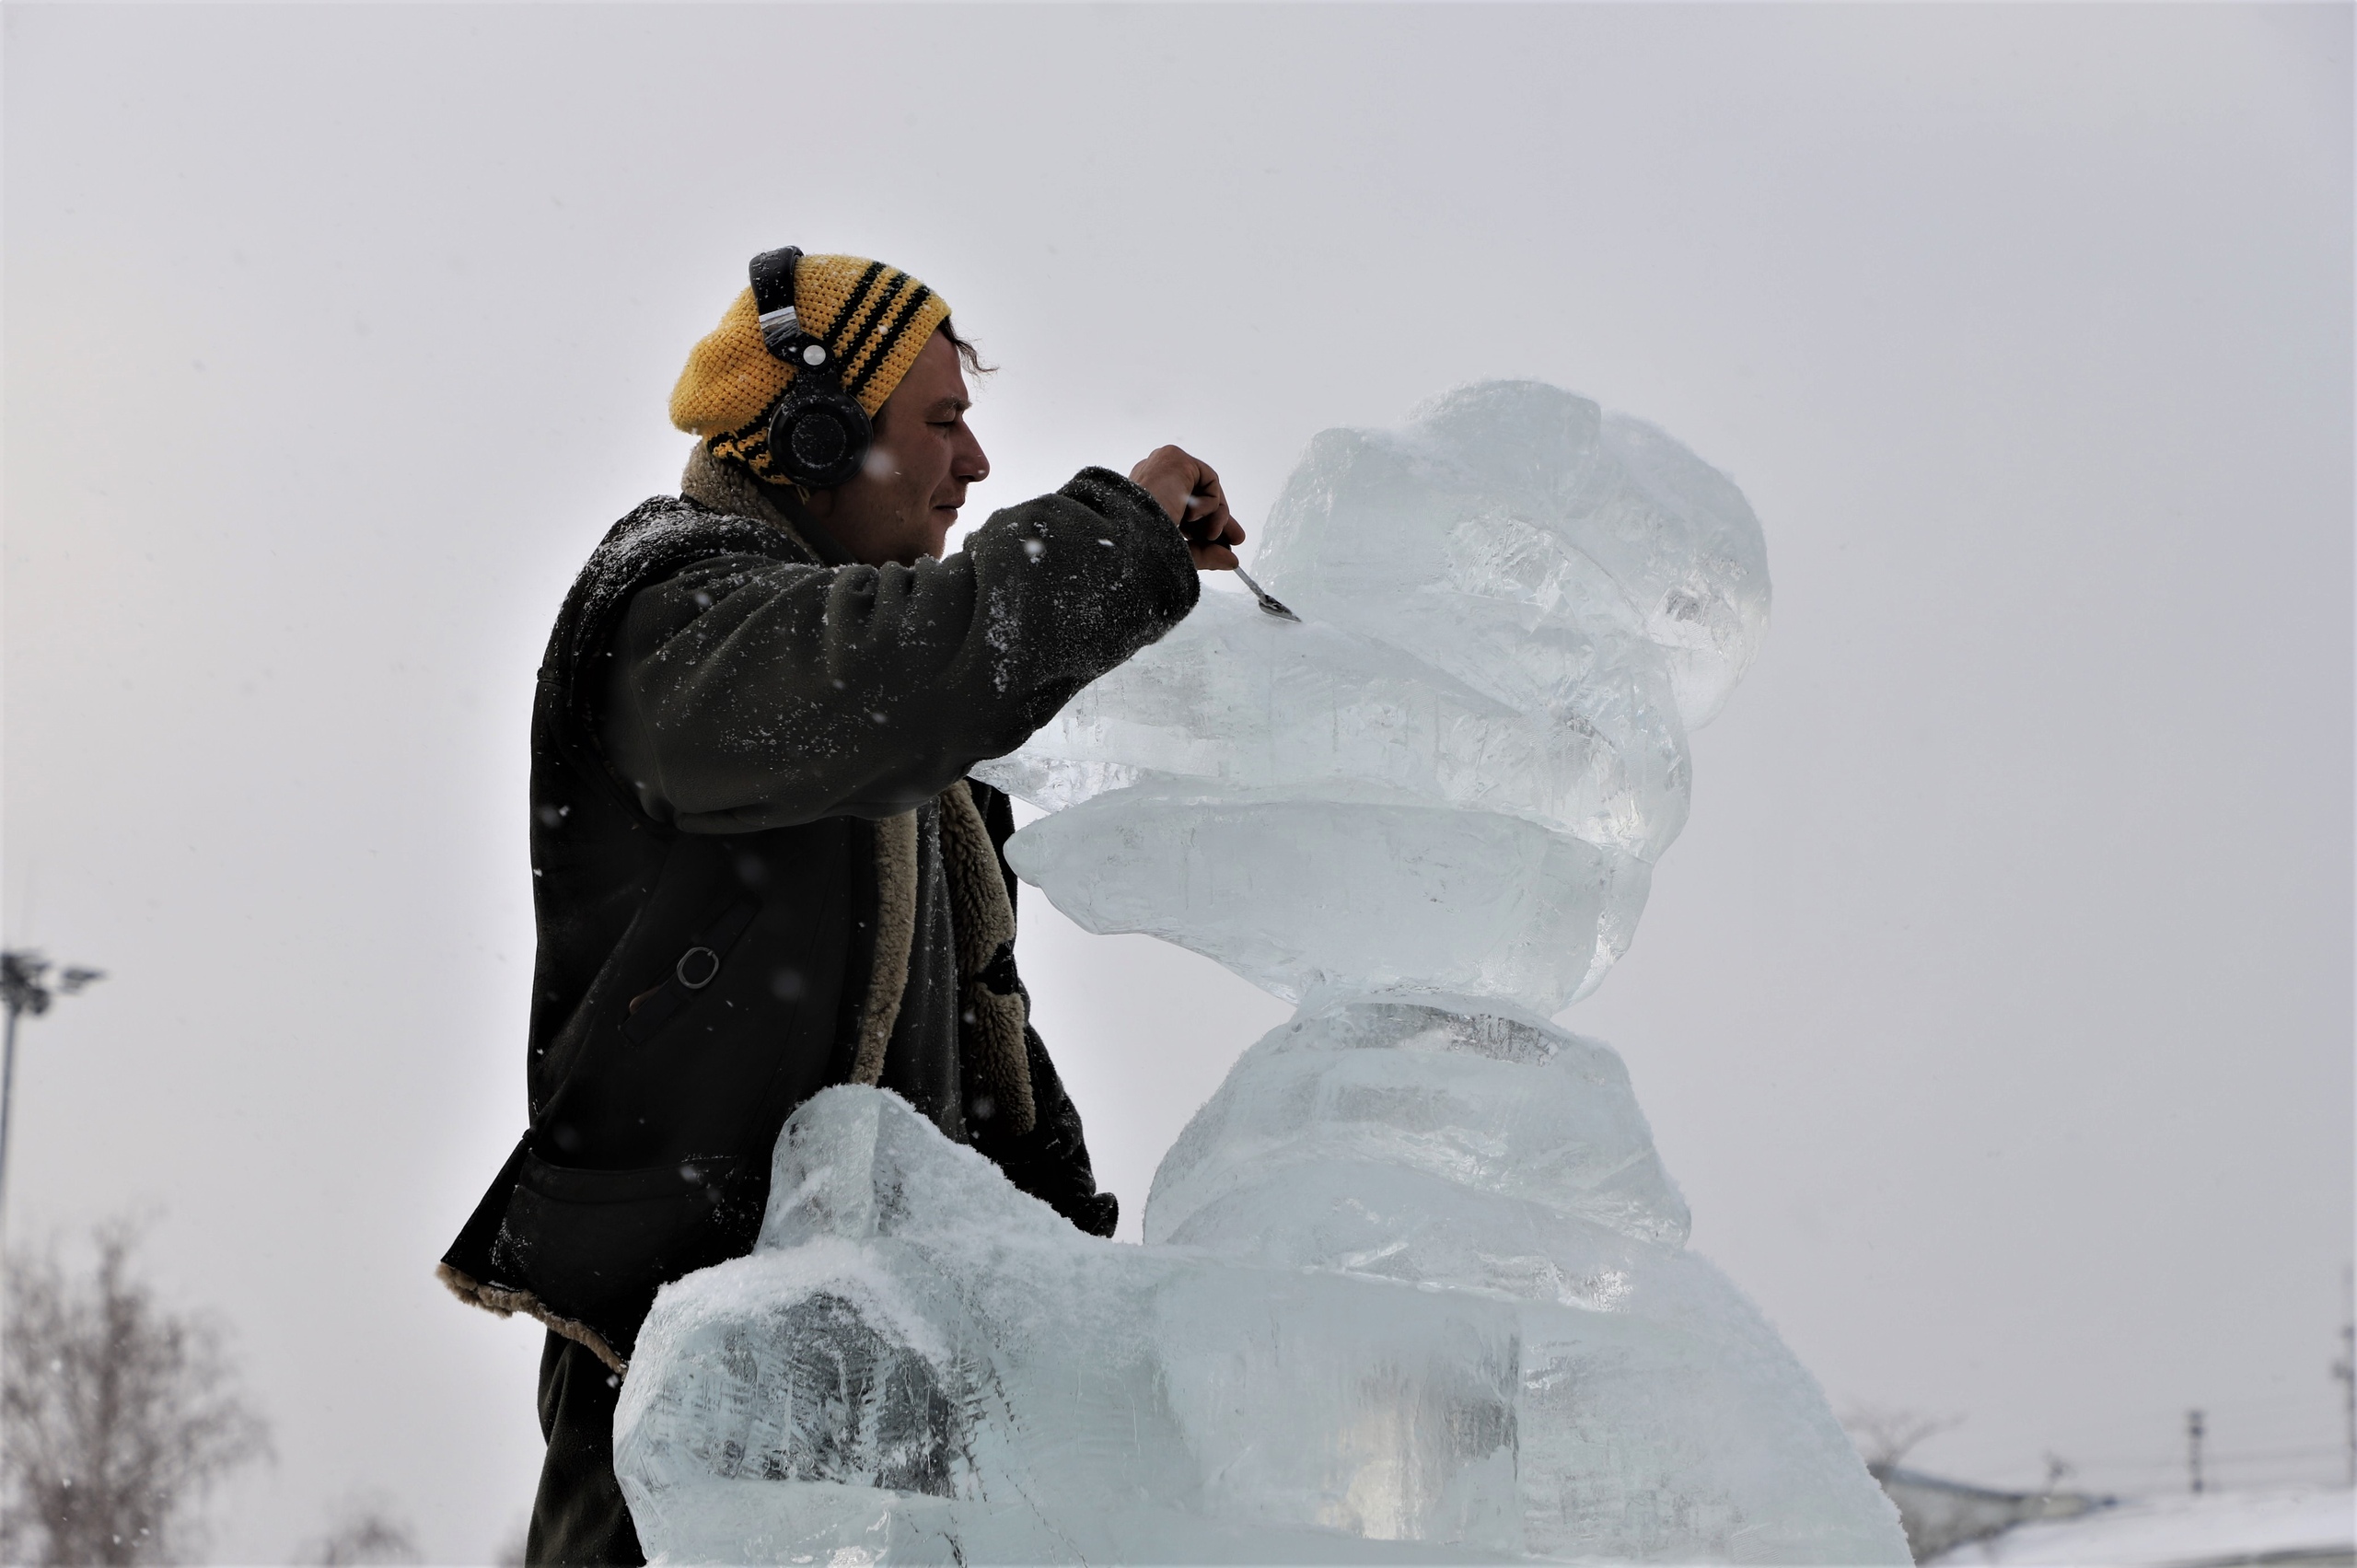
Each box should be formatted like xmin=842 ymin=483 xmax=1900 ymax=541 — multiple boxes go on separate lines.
xmin=439 ymin=448 xmax=1198 ymax=1371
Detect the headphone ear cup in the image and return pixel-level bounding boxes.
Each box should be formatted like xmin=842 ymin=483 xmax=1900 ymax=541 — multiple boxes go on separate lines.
xmin=766 ymin=385 xmax=873 ymax=490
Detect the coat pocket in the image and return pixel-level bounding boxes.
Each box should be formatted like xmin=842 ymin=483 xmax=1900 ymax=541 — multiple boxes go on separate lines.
xmin=488 ymin=1151 xmax=756 ymax=1359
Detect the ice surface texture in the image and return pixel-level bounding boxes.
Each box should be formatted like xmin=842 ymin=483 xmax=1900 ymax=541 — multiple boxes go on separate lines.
xmin=976 ymin=381 xmax=1769 ymax=1012
xmin=617 ymin=1074 xmax=1905 ymax=1563
xmin=614 ymin=385 xmax=1907 ymax=1562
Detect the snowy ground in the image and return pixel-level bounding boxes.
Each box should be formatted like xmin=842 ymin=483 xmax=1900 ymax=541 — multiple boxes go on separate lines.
xmin=1928 ymin=1487 xmax=2355 ymax=1567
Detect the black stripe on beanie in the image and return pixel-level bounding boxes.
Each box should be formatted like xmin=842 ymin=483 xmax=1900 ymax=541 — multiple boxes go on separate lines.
xmin=846 ymin=283 xmax=935 ymax=399
xmin=824 ymin=262 xmax=888 ymax=356
xmin=841 ymin=271 xmax=910 ymax=378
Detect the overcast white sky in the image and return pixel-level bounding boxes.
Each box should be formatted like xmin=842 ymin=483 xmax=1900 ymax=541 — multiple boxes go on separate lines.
xmin=5 ymin=4 xmax=2350 ymax=1562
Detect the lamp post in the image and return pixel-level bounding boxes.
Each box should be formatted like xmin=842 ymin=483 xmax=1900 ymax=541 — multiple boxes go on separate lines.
xmin=2333 ymin=1272 xmax=2355 ymax=1489
xmin=0 ymin=948 xmax=104 ymax=1229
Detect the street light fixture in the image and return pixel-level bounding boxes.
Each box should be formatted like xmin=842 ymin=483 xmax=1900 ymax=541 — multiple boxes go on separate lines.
xmin=0 ymin=948 xmax=104 ymax=1226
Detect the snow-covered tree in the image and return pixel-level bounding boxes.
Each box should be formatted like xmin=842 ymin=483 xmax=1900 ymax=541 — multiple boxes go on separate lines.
xmin=1 ymin=1223 xmax=270 ymax=1564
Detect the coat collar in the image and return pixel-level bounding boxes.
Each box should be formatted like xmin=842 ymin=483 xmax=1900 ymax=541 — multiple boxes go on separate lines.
xmin=677 ymin=444 xmax=851 ymax=565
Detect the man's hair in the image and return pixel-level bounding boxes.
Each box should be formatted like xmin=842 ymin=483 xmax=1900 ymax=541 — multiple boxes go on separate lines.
xmin=941 ymin=318 xmax=995 ymax=379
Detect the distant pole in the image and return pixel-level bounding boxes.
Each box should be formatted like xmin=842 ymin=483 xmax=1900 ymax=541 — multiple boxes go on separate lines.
xmin=0 ymin=949 xmax=104 ymax=1239
xmin=2187 ymin=1409 xmax=2205 ymax=1495
xmin=0 ymin=1003 xmax=17 ymax=1236
xmin=2333 ymin=1268 xmax=2355 ymax=1488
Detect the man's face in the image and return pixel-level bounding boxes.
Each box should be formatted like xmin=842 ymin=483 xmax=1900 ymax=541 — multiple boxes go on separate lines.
xmin=804 ymin=330 xmax=988 ymax=567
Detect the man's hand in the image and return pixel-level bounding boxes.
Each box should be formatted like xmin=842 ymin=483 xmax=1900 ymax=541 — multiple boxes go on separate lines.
xmin=1130 ymin=446 xmax=1245 ymax=571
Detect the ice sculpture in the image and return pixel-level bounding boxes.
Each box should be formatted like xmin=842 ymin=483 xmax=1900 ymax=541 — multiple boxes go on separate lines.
xmin=613 ymin=383 xmax=1910 ymax=1563
xmin=983 ymin=379 xmax=1769 ymax=1011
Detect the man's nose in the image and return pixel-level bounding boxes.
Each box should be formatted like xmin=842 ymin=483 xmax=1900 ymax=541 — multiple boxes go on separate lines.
xmin=956 ymin=427 xmax=990 ymax=484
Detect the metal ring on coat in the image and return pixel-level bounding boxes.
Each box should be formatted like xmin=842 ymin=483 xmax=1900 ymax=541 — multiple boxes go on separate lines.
xmin=676 ymin=947 xmax=722 ymax=990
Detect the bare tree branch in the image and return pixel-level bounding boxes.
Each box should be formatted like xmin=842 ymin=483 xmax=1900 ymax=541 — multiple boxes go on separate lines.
xmin=1841 ymin=1401 xmax=1964 ymax=1470
xmin=2 ymin=1221 xmax=271 ymax=1565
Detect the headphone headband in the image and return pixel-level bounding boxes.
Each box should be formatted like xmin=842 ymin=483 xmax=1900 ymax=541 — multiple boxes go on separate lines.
xmin=746 ymin=245 xmax=870 ymax=489
xmin=748 ymin=248 xmax=807 ymax=359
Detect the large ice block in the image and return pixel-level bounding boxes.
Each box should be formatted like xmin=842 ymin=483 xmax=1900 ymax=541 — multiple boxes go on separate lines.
xmin=617 ymin=1074 xmax=1906 ymax=1564
xmin=1001 ymin=784 xmax=1652 ymax=1012
xmin=1251 ymin=380 xmax=1771 ymax=732
xmin=976 ymin=592 xmax=1690 ymax=858
xmin=975 ymin=381 xmax=1762 ymax=1013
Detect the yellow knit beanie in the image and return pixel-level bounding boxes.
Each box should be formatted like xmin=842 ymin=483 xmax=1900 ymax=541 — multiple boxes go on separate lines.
xmin=669 ymin=254 xmax=952 ymax=485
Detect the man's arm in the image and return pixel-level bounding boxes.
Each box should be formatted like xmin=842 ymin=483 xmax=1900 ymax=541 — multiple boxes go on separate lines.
xmin=602 ymin=468 xmax=1195 ymax=831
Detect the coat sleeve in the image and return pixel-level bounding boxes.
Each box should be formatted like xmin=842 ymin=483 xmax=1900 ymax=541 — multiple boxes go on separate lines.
xmin=599 ymin=469 xmax=1197 ymax=831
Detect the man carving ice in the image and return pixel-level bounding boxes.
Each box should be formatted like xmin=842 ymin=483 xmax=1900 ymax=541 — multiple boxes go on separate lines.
xmin=436 ymin=248 xmax=1244 ymax=1566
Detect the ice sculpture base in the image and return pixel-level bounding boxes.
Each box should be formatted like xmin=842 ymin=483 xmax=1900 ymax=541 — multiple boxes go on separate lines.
xmin=616 ymin=1007 xmax=1906 ymax=1565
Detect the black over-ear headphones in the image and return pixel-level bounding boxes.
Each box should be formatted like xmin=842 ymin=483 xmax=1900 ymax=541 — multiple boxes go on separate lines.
xmin=749 ymin=247 xmax=873 ymax=489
